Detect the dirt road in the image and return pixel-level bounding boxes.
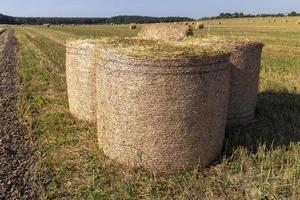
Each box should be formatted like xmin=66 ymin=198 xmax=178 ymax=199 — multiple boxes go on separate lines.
xmin=0 ymin=28 xmax=42 ymax=200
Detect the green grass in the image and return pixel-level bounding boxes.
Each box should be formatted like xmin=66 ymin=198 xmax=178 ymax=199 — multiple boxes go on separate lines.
xmin=14 ymin=18 xmax=300 ymax=199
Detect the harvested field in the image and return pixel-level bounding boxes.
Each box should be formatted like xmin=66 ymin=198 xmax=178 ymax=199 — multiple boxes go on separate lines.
xmin=0 ymin=28 xmax=42 ymax=199
xmin=10 ymin=17 xmax=300 ymax=199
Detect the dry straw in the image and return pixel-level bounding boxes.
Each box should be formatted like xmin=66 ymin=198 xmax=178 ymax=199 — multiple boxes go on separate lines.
xmin=138 ymin=23 xmax=193 ymax=41
xmin=227 ymin=41 xmax=264 ymax=127
xmin=95 ymin=38 xmax=231 ymax=172
xmin=66 ymin=40 xmax=100 ymax=123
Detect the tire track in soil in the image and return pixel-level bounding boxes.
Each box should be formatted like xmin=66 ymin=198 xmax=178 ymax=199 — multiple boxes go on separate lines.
xmin=0 ymin=28 xmax=43 ymax=199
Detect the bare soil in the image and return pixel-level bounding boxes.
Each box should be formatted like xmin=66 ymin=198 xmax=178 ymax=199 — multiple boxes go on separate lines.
xmin=0 ymin=28 xmax=42 ymax=200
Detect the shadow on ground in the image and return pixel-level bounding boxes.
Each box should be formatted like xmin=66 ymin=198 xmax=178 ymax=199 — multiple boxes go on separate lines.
xmin=223 ymin=91 xmax=300 ymax=156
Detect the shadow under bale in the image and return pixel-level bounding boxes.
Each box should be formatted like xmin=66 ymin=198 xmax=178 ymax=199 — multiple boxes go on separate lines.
xmin=223 ymin=91 xmax=300 ymax=156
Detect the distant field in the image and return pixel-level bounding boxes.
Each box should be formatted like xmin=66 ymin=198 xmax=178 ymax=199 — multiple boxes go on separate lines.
xmin=14 ymin=17 xmax=300 ymax=199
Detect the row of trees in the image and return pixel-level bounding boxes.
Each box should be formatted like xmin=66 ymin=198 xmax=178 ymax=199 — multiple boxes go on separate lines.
xmin=202 ymin=11 xmax=300 ymax=20
xmin=107 ymin=16 xmax=193 ymax=24
xmin=0 ymin=14 xmax=193 ymax=25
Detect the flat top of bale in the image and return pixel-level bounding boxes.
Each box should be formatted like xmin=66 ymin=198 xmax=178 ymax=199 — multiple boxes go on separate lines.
xmin=96 ymin=37 xmax=231 ymax=60
xmin=67 ymin=36 xmax=263 ymax=61
xmin=66 ymin=39 xmax=102 ymax=48
xmin=183 ymin=36 xmax=264 ymax=50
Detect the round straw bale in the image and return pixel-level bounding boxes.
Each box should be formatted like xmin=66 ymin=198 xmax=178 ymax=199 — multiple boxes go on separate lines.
xmin=227 ymin=41 xmax=264 ymax=127
xmin=129 ymin=24 xmax=137 ymax=29
xmin=66 ymin=40 xmax=99 ymax=123
xmin=195 ymin=23 xmax=205 ymax=29
xmin=95 ymin=39 xmax=231 ymax=172
xmin=138 ymin=23 xmax=193 ymax=41
xmin=297 ymin=20 xmax=300 ymax=25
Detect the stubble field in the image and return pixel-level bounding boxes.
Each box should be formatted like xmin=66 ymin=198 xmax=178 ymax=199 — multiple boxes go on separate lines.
xmin=13 ymin=16 xmax=300 ymax=199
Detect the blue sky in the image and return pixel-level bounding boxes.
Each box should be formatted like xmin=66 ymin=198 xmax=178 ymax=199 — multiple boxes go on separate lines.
xmin=1 ymin=0 xmax=299 ymax=18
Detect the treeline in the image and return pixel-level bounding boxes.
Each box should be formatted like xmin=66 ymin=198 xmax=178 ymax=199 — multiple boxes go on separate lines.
xmin=0 ymin=14 xmax=193 ymax=25
xmin=202 ymin=11 xmax=300 ymax=20
xmin=107 ymin=16 xmax=193 ymax=24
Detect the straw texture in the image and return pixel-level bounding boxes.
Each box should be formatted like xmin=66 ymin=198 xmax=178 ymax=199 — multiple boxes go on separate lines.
xmin=227 ymin=42 xmax=264 ymax=127
xmin=138 ymin=23 xmax=193 ymax=41
xmin=96 ymin=47 xmax=231 ymax=172
xmin=66 ymin=40 xmax=98 ymax=123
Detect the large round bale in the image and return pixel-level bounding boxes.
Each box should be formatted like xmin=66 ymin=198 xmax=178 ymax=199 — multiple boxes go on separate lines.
xmin=95 ymin=38 xmax=231 ymax=172
xmin=43 ymin=24 xmax=50 ymax=28
xmin=227 ymin=40 xmax=264 ymax=127
xmin=129 ymin=23 xmax=137 ymax=29
xmin=195 ymin=23 xmax=205 ymax=29
xmin=297 ymin=20 xmax=300 ymax=25
xmin=66 ymin=40 xmax=100 ymax=123
xmin=138 ymin=23 xmax=193 ymax=41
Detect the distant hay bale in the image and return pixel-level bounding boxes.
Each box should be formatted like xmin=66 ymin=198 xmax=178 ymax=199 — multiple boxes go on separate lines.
xmin=218 ymin=22 xmax=222 ymax=25
xmin=61 ymin=24 xmax=64 ymax=27
xmin=138 ymin=23 xmax=193 ymax=41
xmin=195 ymin=23 xmax=204 ymax=29
xmin=227 ymin=41 xmax=264 ymax=127
xmin=286 ymin=20 xmax=288 ymax=23
xmin=43 ymin=24 xmax=50 ymax=28
xmin=66 ymin=40 xmax=99 ymax=123
xmin=96 ymin=38 xmax=231 ymax=172
xmin=129 ymin=24 xmax=137 ymax=29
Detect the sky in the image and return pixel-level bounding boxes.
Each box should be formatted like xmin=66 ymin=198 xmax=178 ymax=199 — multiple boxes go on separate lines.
xmin=1 ymin=0 xmax=300 ymax=19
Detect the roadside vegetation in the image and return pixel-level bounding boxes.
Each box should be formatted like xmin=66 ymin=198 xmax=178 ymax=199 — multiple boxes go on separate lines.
xmin=14 ymin=17 xmax=300 ymax=199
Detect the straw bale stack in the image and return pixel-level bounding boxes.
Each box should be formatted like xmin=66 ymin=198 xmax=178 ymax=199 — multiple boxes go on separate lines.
xmin=138 ymin=23 xmax=193 ymax=41
xmin=227 ymin=41 xmax=264 ymax=126
xmin=95 ymin=38 xmax=231 ymax=172
xmin=66 ymin=40 xmax=99 ymax=123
